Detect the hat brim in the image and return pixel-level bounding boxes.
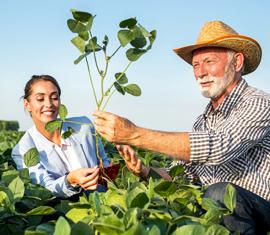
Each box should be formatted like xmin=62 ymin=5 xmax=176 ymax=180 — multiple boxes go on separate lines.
xmin=173 ymin=35 xmax=262 ymax=75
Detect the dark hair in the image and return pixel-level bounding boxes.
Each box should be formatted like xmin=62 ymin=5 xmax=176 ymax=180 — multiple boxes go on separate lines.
xmin=23 ymin=75 xmax=61 ymax=100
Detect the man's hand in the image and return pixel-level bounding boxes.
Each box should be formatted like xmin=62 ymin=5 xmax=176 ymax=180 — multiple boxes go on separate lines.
xmin=93 ymin=111 xmax=137 ymax=143
xmin=66 ymin=167 xmax=100 ymax=190
xmin=116 ymin=144 xmax=149 ymax=179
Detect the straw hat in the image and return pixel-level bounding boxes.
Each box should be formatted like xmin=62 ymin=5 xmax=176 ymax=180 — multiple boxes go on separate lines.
xmin=173 ymin=21 xmax=262 ymax=75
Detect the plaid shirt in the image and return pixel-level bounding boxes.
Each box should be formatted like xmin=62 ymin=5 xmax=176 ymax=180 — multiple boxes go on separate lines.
xmin=178 ymin=79 xmax=270 ymax=201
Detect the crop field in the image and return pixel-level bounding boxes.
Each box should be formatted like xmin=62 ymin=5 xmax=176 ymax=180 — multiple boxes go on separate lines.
xmin=0 ymin=130 xmax=237 ymax=235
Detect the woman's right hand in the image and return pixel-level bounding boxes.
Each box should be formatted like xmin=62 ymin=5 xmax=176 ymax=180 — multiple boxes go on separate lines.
xmin=66 ymin=167 xmax=100 ymax=190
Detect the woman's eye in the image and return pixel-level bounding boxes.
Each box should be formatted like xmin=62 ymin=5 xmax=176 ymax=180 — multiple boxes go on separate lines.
xmin=37 ymin=98 xmax=44 ymax=102
xmin=52 ymin=96 xmax=59 ymax=100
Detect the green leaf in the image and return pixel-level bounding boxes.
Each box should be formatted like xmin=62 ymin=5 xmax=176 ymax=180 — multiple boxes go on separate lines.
xmin=0 ymin=191 xmax=10 ymax=207
xmin=8 ymin=176 xmax=24 ymax=200
xmin=105 ymin=189 xmax=126 ymax=209
xmin=71 ymin=222 xmax=94 ymax=235
xmin=202 ymin=208 xmax=223 ymax=225
xmin=148 ymin=225 xmax=161 ymax=235
xmin=71 ymin=36 xmax=85 ymax=53
xmin=201 ymin=198 xmax=227 ymax=212
xmin=115 ymin=73 xmax=128 ymax=84
xmin=206 ymin=224 xmax=230 ymax=235
xmin=223 ymin=183 xmax=236 ymax=213
xmin=93 ymin=214 xmax=125 ymax=234
xmin=118 ymin=30 xmax=136 ymax=47
xmin=103 ymin=35 xmax=109 ymax=47
xmin=59 ymin=104 xmax=68 ymax=120
xmin=124 ymin=84 xmax=141 ymax=96
xmin=126 ymin=48 xmax=146 ymax=61
xmin=130 ymin=37 xmax=147 ymax=49
xmin=79 ymin=31 xmax=89 ymax=41
xmin=114 ymin=82 xmax=125 ymax=95
xmin=85 ymin=37 xmax=101 ymax=52
xmin=26 ymin=206 xmax=56 ymax=216
xmin=92 ymin=191 xmax=101 ymax=216
xmin=154 ymin=181 xmax=177 ymax=197
xmin=126 ymin=187 xmax=149 ymax=208
xmin=67 ymin=19 xmax=87 ymax=33
xmin=171 ymin=224 xmax=205 ymax=235
xmin=62 ymin=127 xmax=75 ymax=139
xmin=138 ymin=24 xmax=152 ymax=37
xmin=19 ymin=168 xmax=31 ymax=184
xmin=25 ymin=183 xmax=53 ymax=200
xmin=24 ymin=148 xmax=40 ymax=167
xmin=54 ymin=216 xmax=71 ymax=235
xmin=71 ymin=9 xmax=93 ymax=23
xmin=169 ymin=165 xmax=184 ymax=178
xmin=66 ymin=208 xmax=90 ymax=223
xmin=1 ymin=170 xmax=19 ymax=185
xmin=119 ymin=18 xmax=137 ymax=29
xmin=36 ymin=223 xmax=55 ymax=235
xmin=74 ymin=53 xmax=90 ymax=64
xmin=147 ymin=30 xmax=157 ymax=50
xmin=45 ymin=120 xmax=62 ymax=132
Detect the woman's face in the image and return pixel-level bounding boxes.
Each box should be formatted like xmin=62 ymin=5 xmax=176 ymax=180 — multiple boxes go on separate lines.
xmin=24 ymin=80 xmax=60 ymax=129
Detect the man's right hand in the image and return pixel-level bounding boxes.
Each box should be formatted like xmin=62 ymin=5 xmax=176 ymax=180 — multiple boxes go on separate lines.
xmin=66 ymin=167 xmax=100 ymax=190
xmin=116 ymin=144 xmax=149 ymax=179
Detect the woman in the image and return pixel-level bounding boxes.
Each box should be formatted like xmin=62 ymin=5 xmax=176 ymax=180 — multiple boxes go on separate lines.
xmin=12 ymin=75 xmax=110 ymax=198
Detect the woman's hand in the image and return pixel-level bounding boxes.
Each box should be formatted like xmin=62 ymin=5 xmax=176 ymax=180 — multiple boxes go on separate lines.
xmin=116 ymin=144 xmax=149 ymax=179
xmin=66 ymin=167 xmax=100 ymax=190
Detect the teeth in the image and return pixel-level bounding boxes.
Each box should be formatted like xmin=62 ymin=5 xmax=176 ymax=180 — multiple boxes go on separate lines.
xmin=43 ymin=111 xmax=53 ymax=115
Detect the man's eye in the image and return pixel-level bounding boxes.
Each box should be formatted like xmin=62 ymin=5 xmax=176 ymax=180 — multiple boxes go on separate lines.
xmin=206 ymin=60 xmax=215 ymax=64
xmin=52 ymin=96 xmax=59 ymax=100
xmin=37 ymin=98 xmax=44 ymax=102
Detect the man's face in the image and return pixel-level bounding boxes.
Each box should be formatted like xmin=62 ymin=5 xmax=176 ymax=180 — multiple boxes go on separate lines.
xmin=192 ymin=48 xmax=235 ymax=99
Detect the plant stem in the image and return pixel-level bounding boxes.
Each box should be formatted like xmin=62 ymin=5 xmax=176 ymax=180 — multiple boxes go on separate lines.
xmin=90 ymin=31 xmax=102 ymax=75
xmin=101 ymin=89 xmax=116 ymax=111
xmin=64 ymin=120 xmax=93 ymax=126
xmin=97 ymin=56 xmax=110 ymax=110
xmin=110 ymin=45 xmax=121 ymax=59
xmin=85 ymin=56 xmax=98 ymax=107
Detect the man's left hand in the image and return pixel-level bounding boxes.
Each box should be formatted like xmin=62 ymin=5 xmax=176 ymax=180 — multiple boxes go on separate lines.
xmin=93 ymin=110 xmax=137 ymax=143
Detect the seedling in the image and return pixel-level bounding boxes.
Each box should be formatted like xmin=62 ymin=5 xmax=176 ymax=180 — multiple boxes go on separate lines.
xmin=46 ymin=9 xmax=156 ymax=185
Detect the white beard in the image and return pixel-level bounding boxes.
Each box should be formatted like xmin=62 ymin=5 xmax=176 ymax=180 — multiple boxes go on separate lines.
xmin=197 ymin=63 xmax=235 ymax=99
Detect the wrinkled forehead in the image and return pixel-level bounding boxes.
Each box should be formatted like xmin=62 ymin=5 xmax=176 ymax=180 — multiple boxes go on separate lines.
xmin=192 ymin=47 xmax=229 ymax=57
xmin=192 ymin=47 xmax=231 ymax=63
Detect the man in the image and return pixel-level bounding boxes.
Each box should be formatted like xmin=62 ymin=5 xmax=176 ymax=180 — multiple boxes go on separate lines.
xmin=93 ymin=21 xmax=270 ymax=234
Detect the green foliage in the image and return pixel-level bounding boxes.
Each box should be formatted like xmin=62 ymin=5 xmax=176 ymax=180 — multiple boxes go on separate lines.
xmin=0 ymin=120 xmax=19 ymax=131
xmin=24 ymin=148 xmax=40 ymax=167
xmin=67 ymin=9 xmax=156 ymax=110
xmin=223 ymin=183 xmax=236 ymax=214
xmin=0 ymin=131 xmax=24 ymax=154
xmin=0 ymin=132 xmax=238 ymax=234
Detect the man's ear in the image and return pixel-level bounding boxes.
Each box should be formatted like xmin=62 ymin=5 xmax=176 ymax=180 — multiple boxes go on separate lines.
xmin=234 ymin=53 xmax=245 ymax=73
xmin=24 ymin=99 xmax=31 ymax=112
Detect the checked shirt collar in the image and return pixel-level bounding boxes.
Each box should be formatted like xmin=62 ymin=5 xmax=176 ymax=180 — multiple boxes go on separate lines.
xmin=203 ymin=78 xmax=248 ymax=119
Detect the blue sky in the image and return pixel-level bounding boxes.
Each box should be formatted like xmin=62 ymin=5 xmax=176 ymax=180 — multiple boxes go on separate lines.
xmin=1 ymin=0 xmax=270 ymax=131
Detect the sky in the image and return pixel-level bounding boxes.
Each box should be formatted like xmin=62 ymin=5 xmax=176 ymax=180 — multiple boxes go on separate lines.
xmin=1 ymin=0 xmax=270 ymax=131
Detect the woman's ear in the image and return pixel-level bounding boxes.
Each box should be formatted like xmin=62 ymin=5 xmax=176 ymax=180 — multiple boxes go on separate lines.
xmin=24 ymin=99 xmax=31 ymax=112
